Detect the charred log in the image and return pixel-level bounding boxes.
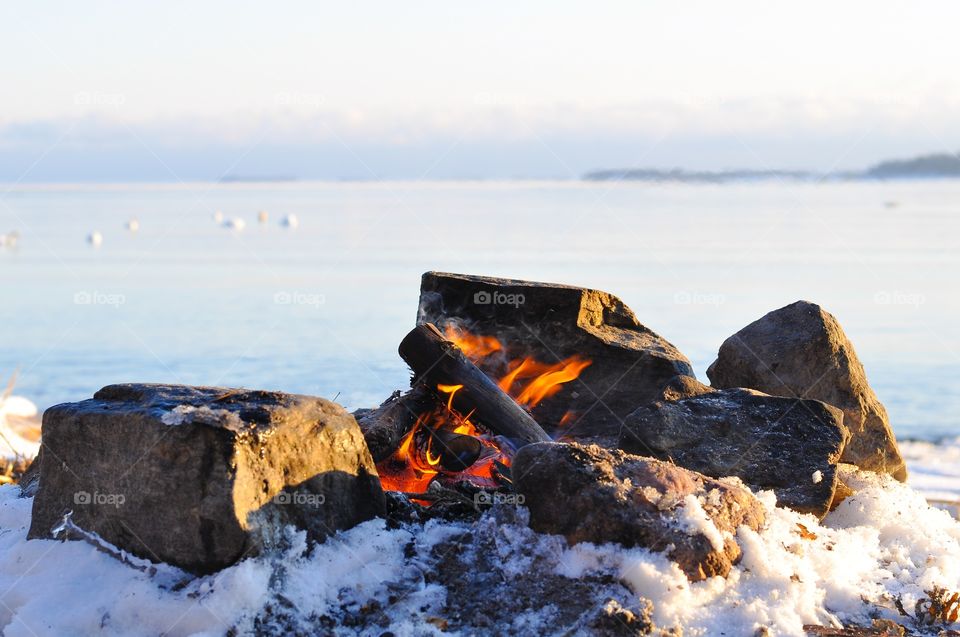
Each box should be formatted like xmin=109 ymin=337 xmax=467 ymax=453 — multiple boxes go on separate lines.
xmin=429 ymin=429 xmax=482 ymax=472
xmin=398 ymin=323 xmax=551 ymax=448
xmin=354 ymin=386 xmax=433 ymax=462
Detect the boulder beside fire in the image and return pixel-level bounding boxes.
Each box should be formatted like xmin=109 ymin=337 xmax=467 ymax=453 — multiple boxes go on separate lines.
xmin=512 ymin=442 xmax=766 ymax=582
xmin=620 ymin=380 xmax=850 ymax=519
xmin=707 ymin=300 xmax=907 ymax=481
xmin=28 ymin=384 xmax=384 ymax=574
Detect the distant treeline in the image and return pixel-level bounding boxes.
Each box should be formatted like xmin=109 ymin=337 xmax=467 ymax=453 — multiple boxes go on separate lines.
xmin=583 ymin=169 xmax=823 ymax=183
xmin=864 ymin=153 xmax=960 ymax=179
xmin=584 ymin=151 xmax=960 ymax=182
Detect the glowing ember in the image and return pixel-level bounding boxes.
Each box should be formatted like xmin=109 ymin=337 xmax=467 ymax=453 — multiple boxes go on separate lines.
xmin=376 ymin=326 xmax=591 ymax=497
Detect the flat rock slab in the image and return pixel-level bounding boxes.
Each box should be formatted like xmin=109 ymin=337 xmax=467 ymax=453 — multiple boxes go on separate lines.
xmin=706 ymin=301 xmax=906 ymax=480
xmin=512 ymin=442 xmax=765 ymax=581
xmin=29 ymin=384 xmax=385 ymax=574
xmin=418 ymin=272 xmax=694 ymax=444
xmin=620 ymin=382 xmax=848 ymax=519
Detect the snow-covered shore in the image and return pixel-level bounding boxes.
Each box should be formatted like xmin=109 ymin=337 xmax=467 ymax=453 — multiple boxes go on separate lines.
xmin=1 ymin=460 xmax=960 ymax=636
xmin=3 ymin=393 xmax=960 ymax=635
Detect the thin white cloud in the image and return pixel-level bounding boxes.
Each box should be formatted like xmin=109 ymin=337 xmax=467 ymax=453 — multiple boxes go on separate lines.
xmin=4 ymin=94 xmax=959 ymax=150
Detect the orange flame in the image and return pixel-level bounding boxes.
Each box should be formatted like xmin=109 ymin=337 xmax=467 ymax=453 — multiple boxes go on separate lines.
xmin=500 ymin=356 xmax=592 ymax=409
xmin=377 ymin=415 xmax=440 ymax=494
xmin=443 ymin=325 xmax=502 ymax=360
xmin=376 ymin=326 xmax=591 ymax=497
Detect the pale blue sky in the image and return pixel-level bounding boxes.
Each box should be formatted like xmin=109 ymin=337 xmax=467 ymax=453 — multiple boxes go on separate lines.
xmin=2 ymin=1 xmax=958 ymax=181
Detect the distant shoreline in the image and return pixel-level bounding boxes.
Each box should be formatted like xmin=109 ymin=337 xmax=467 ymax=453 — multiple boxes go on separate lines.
xmin=585 ymin=150 xmax=960 ymax=183
xmin=4 ymin=148 xmax=960 ymax=188
xmin=583 ymin=169 xmax=837 ymax=183
xmin=218 ymin=176 xmax=298 ymax=183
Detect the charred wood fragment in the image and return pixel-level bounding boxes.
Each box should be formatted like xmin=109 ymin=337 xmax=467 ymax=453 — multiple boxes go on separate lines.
xmin=355 ymin=386 xmax=433 ymax=462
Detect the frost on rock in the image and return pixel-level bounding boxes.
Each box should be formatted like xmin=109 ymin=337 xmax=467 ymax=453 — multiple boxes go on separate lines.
xmin=160 ymin=404 xmax=246 ymax=431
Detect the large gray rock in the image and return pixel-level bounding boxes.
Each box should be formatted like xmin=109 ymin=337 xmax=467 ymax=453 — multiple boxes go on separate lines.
xmin=29 ymin=384 xmax=385 ymax=574
xmin=619 ymin=383 xmax=849 ymax=519
xmin=512 ymin=442 xmax=765 ymax=581
xmin=706 ymin=301 xmax=906 ymax=480
xmin=418 ymin=272 xmax=694 ymax=445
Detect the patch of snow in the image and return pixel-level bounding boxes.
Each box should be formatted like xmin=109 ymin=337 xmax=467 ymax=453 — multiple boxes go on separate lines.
xmin=0 ymin=488 xmax=450 ymax=636
xmin=676 ymin=493 xmax=726 ymax=552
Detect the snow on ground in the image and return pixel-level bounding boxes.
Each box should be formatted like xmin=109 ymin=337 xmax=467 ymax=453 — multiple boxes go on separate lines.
xmin=2 ymin=460 xmax=960 ymax=636
xmin=0 ymin=490 xmax=452 ymax=637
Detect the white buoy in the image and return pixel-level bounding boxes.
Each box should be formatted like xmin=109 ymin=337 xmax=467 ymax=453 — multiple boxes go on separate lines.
xmin=213 ymin=210 xmax=224 ymax=223
xmin=126 ymin=218 xmax=140 ymax=232
xmin=87 ymin=231 xmax=103 ymax=247
xmin=281 ymin=214 xmax=299 ymax=229
xmin=0 ymin=231 xmax=20 ymax=249
xmin=223 ymin=218 xmax=246 ymax=231
xmin=257 ymin=210 xmax=269 ymax=223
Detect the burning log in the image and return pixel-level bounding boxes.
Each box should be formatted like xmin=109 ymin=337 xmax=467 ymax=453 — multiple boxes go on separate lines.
xmin=398 ymin=323 xmax=551 ymax=448
xmin=429 ymin=429 xmax=482 ymax=472
xmin=355 ymin=387 xmax=433 ymax=462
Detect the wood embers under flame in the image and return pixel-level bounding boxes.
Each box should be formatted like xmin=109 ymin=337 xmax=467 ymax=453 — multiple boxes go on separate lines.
xmin=376 ymin=325 xmax=591 ymax=497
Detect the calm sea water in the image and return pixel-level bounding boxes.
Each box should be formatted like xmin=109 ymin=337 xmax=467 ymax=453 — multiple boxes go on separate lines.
xmin=1 ymin=180 xmax=958 ymax=439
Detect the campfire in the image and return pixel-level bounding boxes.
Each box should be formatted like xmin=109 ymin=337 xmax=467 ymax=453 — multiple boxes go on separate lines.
xmin=22 ymin=271 xmax=921 ymax=636
xmin=374 ymin=323 xmax=592 ymax=498
xmin=353 ymin=270 xmax=701 ymax=506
